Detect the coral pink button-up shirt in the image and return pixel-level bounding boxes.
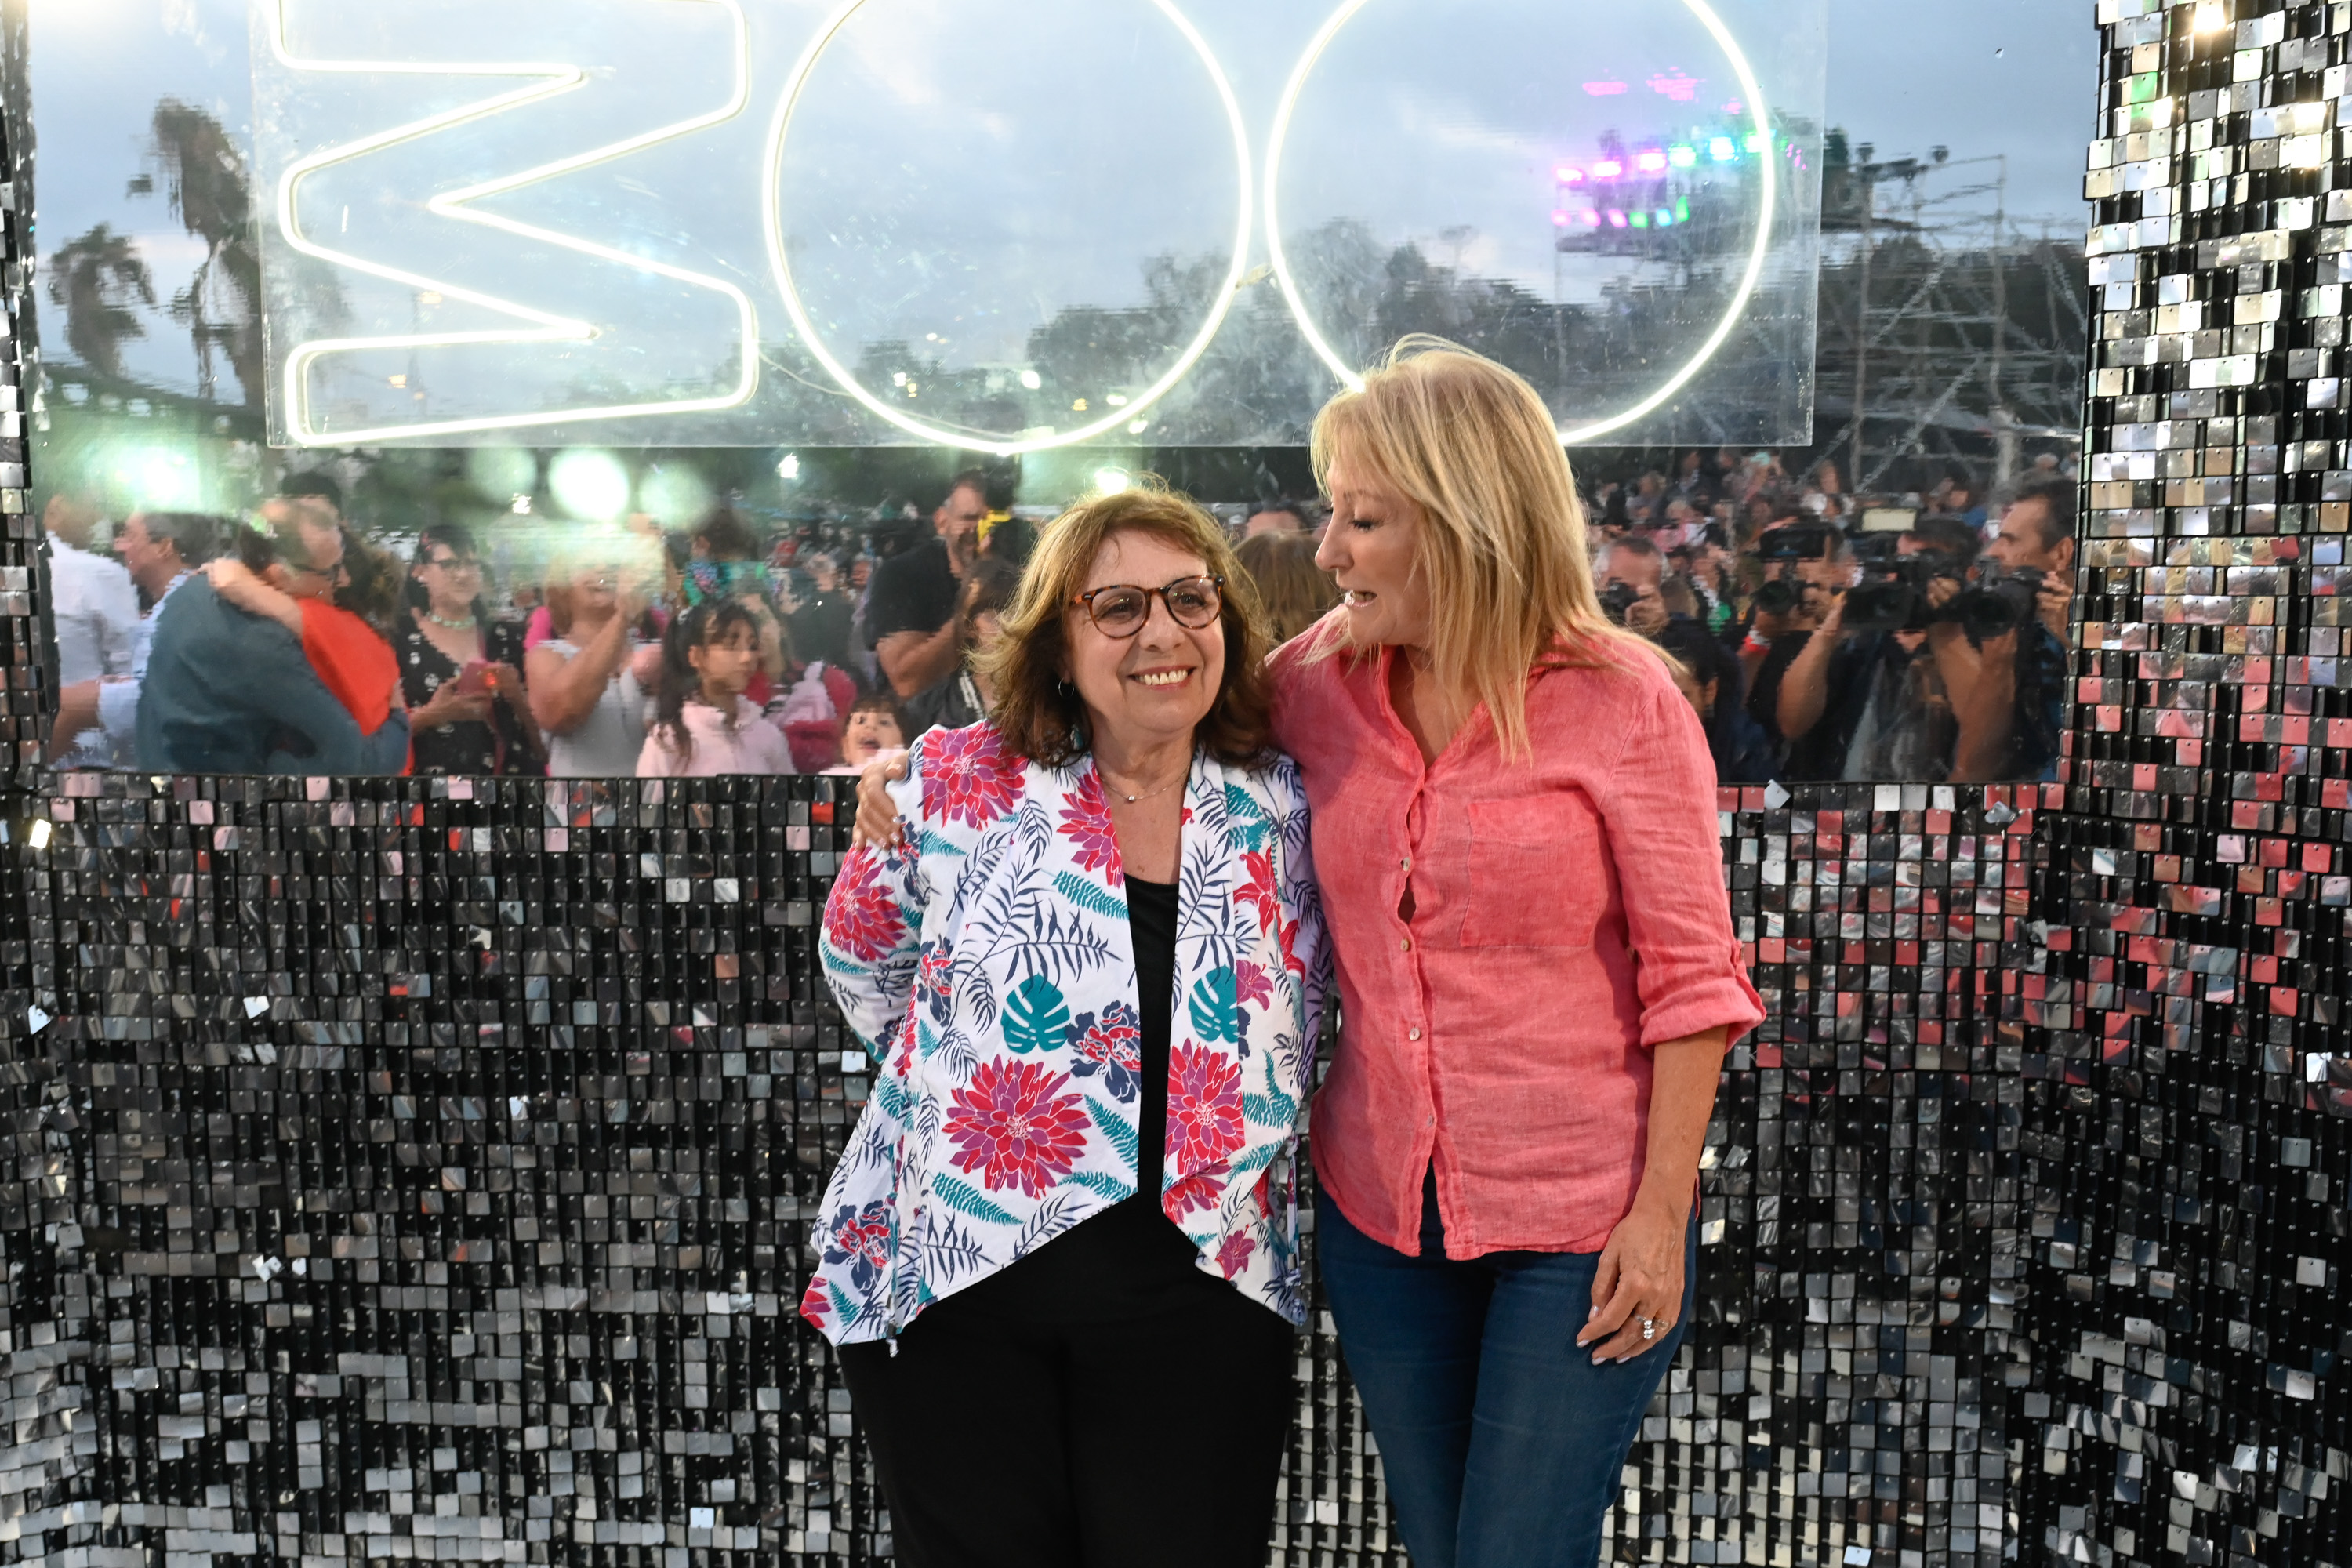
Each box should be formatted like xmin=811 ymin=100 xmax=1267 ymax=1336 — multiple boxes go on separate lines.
xmin=1271 ymin=630 xmax=1766 ymax=1258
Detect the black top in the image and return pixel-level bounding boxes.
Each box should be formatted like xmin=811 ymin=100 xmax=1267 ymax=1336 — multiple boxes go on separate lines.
xmin=863 ymin=537 xmax=959 ymax=645
xmin=397 ymin=613 xmax=536 ymax=775
xmin=1127 ymin=874 xmax=1179 ymax=1202
xmin=964 ymin=873 xmax=1196 ymax=1314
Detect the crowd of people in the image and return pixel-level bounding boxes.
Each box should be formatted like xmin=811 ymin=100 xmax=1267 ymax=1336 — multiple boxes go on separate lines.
xmin=33 ymin=473 xmax=1341 ymax=783
xmin=1584 ymin=448 xmax=2079 ymax=785
xmin=37 ymin=448 xmax=2073 ymax=786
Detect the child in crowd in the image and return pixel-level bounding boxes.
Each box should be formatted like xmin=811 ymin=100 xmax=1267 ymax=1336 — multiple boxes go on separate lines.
xmin=822 ymin=691 xmax=908 ymax=775
xmin=637 ymin=599 xmax=795 ymax=777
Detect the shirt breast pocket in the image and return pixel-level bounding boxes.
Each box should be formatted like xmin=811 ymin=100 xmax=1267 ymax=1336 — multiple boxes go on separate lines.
xmin=1460 ymin=794 xmax=1608 ymax=948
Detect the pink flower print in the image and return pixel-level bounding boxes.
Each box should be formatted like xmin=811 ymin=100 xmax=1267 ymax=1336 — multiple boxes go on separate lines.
xmin=1217 ymin=1232 xmax=1257 ymax=1279
xmin=923 ymin=724 xmax=1025 ymax=829
xmin=797 ymin=1276 xmax=832 ymax=1329
xmin=944 ymin=1058 xmax=1094 ymax=1198
xmin=1236 ymin=850 xmax=1279 ymax=932
xmin=821 ymin=1201 xmax=895 ymax=1292
xmin=1058 ymin=770 xmax=1124 ymax=886
xmin=826 ymin=848 xmax=907 ymax=961
xmin=1166 ymin=1043 xmax=1247 ymax=1171
xmin=1163 ymin=1166 xmax=1226 ymax=1218
xmin=1233 ymin=960 xmax=1273 ymax=1013
xmin=1278 ymin=914 xmax=1305 ymax=976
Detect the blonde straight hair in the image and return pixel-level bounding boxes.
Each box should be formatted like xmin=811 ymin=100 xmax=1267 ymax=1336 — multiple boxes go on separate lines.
xmin=1308 ymin=336 xmax=1660 ymax=759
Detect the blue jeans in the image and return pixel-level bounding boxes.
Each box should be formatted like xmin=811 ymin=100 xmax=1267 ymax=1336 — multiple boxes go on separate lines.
xmin=1316 ymin=1174 xmax=1696 ymax=1568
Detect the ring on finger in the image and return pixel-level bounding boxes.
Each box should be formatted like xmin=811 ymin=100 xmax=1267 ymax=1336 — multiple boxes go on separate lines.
xmin=1641 ymin=1317 xmax=1657 ymax=1341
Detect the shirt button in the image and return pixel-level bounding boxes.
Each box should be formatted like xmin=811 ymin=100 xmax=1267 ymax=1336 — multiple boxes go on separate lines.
xmin=1407 ymin=1027 xmax=1422 ymax=1041
xmin=1400 ymin=857 xmax=1412 ymax=872
xmin=1400 ymin=937 xmax=1413 ymax=953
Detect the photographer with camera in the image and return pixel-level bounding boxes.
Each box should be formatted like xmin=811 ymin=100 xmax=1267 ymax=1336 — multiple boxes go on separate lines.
xmin=1595 ymin=535 xmax=1673 ymax=637
xmin=1947 ymin=474 xmax=2076 ymax=782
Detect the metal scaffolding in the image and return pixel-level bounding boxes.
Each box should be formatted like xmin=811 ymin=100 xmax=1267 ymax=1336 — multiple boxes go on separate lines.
xmin=1817 ymin=143 xmax=2090 ymax=492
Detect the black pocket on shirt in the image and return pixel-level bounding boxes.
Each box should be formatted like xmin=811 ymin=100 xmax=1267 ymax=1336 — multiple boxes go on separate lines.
xmin=1460 ymin=794 xmax=1606 ymax=947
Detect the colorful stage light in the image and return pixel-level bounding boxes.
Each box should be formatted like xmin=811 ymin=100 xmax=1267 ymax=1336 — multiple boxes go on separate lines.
xmin=1595 ymin=159 xmax=1624 ymax=178
xmin=1266 ymin=0 xmax=1780 ymax=444
xmin=1635 ymin=150 xmax=1669 ymax=173
xmin=1670 ymin=145 xmax=1698 ymax=168
xmin=1558 ymin=166 xmax=1587 ymax=183
xmin=1710 ymin=136 xmax=1738 ymax=160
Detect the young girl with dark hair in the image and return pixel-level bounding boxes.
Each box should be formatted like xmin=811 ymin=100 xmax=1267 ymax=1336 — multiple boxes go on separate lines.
xmin=636 ymin=599 xmax=795 ymax=777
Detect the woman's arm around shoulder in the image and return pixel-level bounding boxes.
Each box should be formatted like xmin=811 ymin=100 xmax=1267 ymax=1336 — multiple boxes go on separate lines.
xmin=1258 ymin=751 xmax=1334 ymax=1049
xmin=820 ymin=733 xmax=938 ymax=1067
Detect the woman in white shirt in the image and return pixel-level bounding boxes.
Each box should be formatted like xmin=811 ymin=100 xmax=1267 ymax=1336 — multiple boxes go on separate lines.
xmin=526 ymin=549 xmax=663 ymax=777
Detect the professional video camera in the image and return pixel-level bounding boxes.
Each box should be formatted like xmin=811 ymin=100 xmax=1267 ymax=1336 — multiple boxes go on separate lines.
xmin=1840 ymin=535 xmax=1968 ymax=636
xmin=1599 ymin=581 xmax=1642 ymax=626
xmin=1944 ymin=564 xmax=2046 ymax=642
xmin=1838 ymin=532 xmax=2044 ymax=643
xmin=1751 ymin=523 xmax=1835 ymax=618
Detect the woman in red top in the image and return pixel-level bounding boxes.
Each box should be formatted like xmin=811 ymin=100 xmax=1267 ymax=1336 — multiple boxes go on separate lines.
xmin=858 ymin=340 xmax=1762 ymax=1566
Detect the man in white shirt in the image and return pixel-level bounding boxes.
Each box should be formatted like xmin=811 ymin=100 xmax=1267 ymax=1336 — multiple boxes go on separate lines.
xmin=49 ymin=510 xmax=218 ymax=767
xmin=42 ymin=492 xmax=137 ymax=684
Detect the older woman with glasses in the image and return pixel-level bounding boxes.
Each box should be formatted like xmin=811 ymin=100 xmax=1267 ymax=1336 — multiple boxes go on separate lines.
xmin=397 ymin=521 xmax=539 ymax=775
xmin=809 ymin=483 xmax=1328 ymax=1568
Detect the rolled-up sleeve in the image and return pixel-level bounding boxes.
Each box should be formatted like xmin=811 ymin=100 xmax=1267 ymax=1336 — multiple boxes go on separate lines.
xmin=1599 ymin=676 xmax=1767 ymax=1049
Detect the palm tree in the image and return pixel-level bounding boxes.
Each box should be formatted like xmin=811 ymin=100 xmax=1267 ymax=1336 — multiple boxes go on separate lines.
xmin=138 ymin=98 xmax=263 ymax=406
xmin=45 ymin=224 xmax=154 ymax=381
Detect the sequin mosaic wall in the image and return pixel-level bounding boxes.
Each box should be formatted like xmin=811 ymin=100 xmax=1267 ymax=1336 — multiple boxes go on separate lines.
xmin=15 ymin=4 xmax=2352 ymax=1567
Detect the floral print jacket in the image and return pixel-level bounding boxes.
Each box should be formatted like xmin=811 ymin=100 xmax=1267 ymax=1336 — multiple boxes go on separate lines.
xmin=802 ymin=720 xmax=1330 ymax=1345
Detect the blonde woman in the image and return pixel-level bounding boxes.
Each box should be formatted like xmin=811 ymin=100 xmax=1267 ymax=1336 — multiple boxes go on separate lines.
xmin=858 ymin=341 xmax=1761 ymax=1568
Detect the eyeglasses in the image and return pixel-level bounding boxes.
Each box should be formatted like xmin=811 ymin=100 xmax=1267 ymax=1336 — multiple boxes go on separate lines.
xmin=289 ymin=560 xmax=350 ymax=585
xmin=1072 ymin=575 xmax=1224 ymax=637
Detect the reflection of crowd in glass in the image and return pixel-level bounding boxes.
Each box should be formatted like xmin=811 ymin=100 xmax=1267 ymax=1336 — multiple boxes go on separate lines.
xmin=37 ymin=470 xmax=1339 ymax=782
xmin=45 ymin=445 xmax=2077 ymax=789
xmin=1585 ymin=448 xmax=2080 ymax=786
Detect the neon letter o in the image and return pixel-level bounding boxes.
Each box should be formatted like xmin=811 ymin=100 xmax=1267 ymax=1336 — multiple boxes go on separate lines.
xmin=762 ymin=0 xmax=1255 ymax=456
xmin=1262 ymin=0 xmax=1781 ymax=446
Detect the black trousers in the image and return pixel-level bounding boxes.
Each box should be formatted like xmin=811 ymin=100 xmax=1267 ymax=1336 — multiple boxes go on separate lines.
xmin=836 ymin=1202 xmax=1295 ymax=1568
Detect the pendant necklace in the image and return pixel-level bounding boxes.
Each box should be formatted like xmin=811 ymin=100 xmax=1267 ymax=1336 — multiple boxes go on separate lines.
xmin=1103 ymin=769 xmax=1185 ymax=805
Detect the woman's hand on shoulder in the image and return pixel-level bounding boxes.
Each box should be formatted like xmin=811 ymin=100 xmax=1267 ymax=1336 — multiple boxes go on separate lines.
xmin=854 ymin=750 xmax=911 ymax=848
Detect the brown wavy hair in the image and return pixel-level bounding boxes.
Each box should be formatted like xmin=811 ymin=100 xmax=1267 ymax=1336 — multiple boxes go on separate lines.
xmin=978 ymin=481 xmax=1275 ymax=768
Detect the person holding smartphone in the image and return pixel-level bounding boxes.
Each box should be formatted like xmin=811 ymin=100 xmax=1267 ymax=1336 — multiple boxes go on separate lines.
xmin=397 ymin=521 xmax=539 ymax=775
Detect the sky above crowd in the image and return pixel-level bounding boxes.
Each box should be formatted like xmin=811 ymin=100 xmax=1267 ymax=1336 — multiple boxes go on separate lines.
xmin=26 ymin=0 xmax=2100 ymax=403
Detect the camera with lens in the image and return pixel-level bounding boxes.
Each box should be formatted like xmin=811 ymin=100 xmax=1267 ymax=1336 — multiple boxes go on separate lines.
xmin=1758 ymin=524 xmax=1834 ymax=564
xmin=1944 ymin=564 xmax=2046 ymax=642
xmin=1599 ymin=581 xmax=1642 ymax=626
xmin=1751 ymin=523 xmax=1836 ymax=619
xmin=1838 ymin=535 xmax=1969 ymax=635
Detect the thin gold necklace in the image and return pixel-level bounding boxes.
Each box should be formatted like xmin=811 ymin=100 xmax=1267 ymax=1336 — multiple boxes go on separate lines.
xmin=1099 ymin=765 xmax=1186 ymax=805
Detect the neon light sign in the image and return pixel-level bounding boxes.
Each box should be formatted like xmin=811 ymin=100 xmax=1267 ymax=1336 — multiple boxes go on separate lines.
xmin=249 ymin=0 xmax=1814 ymax=451
xmin=1263 ymin=0 xmax=1781 ymax=447
xmin=758 ymin=0 xmax=1253 ymax=459
xmin=267 ymin=0 xmax=760 ymax=448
